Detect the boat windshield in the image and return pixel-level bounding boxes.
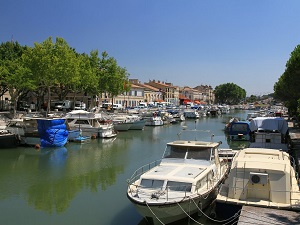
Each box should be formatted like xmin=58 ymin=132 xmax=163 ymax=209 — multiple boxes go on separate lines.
xmin=163 ymin=145 xmax=212 ymax=160
xmin=140 ymin=179 xmax=164 ymax=189
xmin=231 ymin=123 xmax=249 ymax=132
xmin=166 ymin=181 xmax=192 ymax=192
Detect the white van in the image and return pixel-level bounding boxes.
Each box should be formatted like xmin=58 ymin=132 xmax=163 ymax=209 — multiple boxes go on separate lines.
xmin=138 ymin=102 xmax=147 ymax=108
xmin=113 ymin=104 xmax=123 ymax=110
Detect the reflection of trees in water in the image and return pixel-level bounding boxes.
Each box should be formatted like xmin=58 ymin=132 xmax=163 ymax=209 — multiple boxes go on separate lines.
xmin=0 ymin=138 xmax=130 ymax=214
xmin=26 ymin=164 xmax=123 ymax=214
xmin=226 ymin=137 xmax=250 ymax=150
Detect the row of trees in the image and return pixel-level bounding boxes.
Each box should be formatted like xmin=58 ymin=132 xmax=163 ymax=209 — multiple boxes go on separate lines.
xmin=0 ymin=37 xmax=131 ymax=117
xmin=274 ymin=45 xmax=300 ymax=118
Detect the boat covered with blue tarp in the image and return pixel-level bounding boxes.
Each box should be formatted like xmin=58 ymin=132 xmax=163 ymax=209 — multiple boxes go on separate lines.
xmin=37 ymin=119 xmax=68 ymax=147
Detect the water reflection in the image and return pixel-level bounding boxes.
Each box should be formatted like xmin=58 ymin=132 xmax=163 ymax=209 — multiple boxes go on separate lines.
xmin=0 ymin=110 xmax=253 ymax=225
xmin=0 ymin=136 xmax=133 ymax=214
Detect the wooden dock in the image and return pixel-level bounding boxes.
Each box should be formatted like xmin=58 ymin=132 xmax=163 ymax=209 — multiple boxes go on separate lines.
xmin=238 ymin=206 xmax=300 ymax=224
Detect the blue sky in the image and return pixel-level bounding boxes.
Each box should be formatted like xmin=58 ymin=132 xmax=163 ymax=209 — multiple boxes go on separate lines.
xmin=1 ymin=0 xmax=300 ymax=96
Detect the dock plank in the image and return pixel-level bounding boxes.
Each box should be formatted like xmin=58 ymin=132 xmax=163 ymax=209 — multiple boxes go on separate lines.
xmin=238 ymin=206 xmax=300 ymax=225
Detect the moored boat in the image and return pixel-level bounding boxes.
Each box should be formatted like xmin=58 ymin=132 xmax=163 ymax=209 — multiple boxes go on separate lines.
xmin=228 ymin=121 xmax=251 ymax=141
xmin=249 ymin=117 xmax=289 ymax=151
xmin=127 ymin=128 xmax=229 ymax=224
xmin=0 ymin=129 xmax=20 ymax=148
xmin=64 ymin=110 xmax=117 ymax=138
xmin=112 ymin=115 xmax=133 ymax=131
xmin=144 ymin=115 xmax=164 ymax=126
xmin=216 ymin=148 xmax=300 ymax=219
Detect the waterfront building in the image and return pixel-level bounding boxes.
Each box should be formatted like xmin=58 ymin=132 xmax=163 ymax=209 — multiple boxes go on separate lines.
xmin=144 ymin=80 xmax=179 ymax=106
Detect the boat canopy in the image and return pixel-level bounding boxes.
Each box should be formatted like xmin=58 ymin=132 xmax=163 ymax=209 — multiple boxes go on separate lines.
xmin=249 ymin=117 xmax=288 ymax=134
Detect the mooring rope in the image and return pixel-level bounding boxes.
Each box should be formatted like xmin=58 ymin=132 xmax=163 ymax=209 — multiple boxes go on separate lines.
xmin=176 ymin=202 xmax=204 ymax=225
xmin=144 ymin=201 xmax=165 ymax=225
xmin=191 ymin=198 xmax=240 ymax=224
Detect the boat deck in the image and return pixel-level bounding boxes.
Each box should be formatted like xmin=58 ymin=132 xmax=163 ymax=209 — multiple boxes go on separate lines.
xmin=238 ymin=205 xmax=300 ymax=224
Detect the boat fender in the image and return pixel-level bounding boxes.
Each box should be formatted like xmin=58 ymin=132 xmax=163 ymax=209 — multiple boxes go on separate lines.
xmin=91 ymin=134 xmax=97 ymax=139
xmin=34 ymin=144 xmax=40 ymax=149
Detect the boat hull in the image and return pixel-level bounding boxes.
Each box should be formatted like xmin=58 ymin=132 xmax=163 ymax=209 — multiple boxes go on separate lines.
xmin=0 ymin=133 xmax=19 ymax=148
xmin=128 ymin=189 xmax=218 ymax=225
xmin=129 ymin=120 xmax=146 ymax=130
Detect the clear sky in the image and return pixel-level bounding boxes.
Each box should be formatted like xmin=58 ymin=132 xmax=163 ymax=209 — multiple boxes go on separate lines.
xmin=1 ymin=0 xmax=300 ymax=96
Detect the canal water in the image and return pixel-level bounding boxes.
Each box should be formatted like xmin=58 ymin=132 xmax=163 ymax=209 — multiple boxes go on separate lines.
xmin=0 ymin=110 xmax=250 ymax=225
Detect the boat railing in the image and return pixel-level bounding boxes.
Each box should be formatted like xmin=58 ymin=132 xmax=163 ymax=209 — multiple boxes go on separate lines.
xmin=224 ymin=183 xmax=300 ymax=198
xmin=127 ymin=159 xmax=162 ymax=185
xmin=128 ymin=168 xmax=225 ymax=201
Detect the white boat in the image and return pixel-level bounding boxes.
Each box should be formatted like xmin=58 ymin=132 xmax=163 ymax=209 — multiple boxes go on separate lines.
xmin=127 ymin=115 xmax=146 ymax=130
xmin=144 ymin=116 xmax=164 ymax=126
xmin=249 ymin=117 xmax=289 ymax=151
xmin=183 ymin=109 xmax=199 ymax=118
xmin=127 ymin=129 xmax=229 ymax=224
xmin=6 ymin=117 xmax=68 ymax=147
xmin=216 ymin=148 xmax=300 ymax=219
xmin=64 ymin=110 xmax=116 ymax=138
xmin=112 ymin=116 xmax=132 ymax=131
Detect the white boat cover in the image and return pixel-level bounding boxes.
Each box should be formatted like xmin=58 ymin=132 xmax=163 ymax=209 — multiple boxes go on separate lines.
xmin=249 ymin=117 xmax=288 ymax=134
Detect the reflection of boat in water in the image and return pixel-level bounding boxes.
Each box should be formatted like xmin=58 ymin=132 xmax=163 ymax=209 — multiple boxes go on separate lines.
xmin=216 ymin=148 xmax=300 ymax=219
xmin=226 ymin=138 xmax=250 ymax=150
xmin=127 ymin=128 xmax=229 ymax=225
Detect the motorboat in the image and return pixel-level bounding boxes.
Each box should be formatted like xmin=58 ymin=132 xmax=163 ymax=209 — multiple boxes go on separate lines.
xmin=228 ymin=121 xmax=251 ymax=141
xmin=183 ymin=109 xmax=200 ymax=119
xmin=144 ymin=115 xmax=164 ymax=126
xmin=0 ymin=129 xmax=20 ymax=148
xmin=64 ymin=110 xmax=117 ymax=138
xmin=127 ymin=115 xmax=146 ymax=130
xmin=216 ymin=148 xmax=300 ymax=219
xmin=127 ymin=128 xmax=229 ymax=224
xmin=249 ymin=117 xmax=289 ymax=151
xmin=112 ymin=115 xmax=133 ymax=131
xmin=6 ymin=117 xmax=68 ymax=147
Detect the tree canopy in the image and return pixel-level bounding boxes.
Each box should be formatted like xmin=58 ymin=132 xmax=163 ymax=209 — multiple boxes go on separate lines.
xmin=214 ymin=83 xmax=246 ymax=105
xmin=274 ymin=45 xmax=300 ymax=116
xmin=0 ymin=37 xmax=130 ymax=115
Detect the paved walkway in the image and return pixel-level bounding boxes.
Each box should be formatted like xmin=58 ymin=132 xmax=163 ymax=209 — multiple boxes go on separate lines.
xmin=287 ymin=119 xmax=300 ymax=173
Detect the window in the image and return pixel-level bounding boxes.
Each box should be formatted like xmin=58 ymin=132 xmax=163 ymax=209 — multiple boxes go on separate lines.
xmin=163 ymin=146 xmax=187 ymax=159
xmin=167 ymin=181 xmax=192 ymax=192
xmin=140 ymin=179 xmax=164 ymax=189
xmin=186 ymin=147 xmax=211 ymax=160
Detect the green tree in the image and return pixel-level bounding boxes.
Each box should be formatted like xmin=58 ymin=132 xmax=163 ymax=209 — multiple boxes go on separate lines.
xmin=247 ymin=95 xmax=257 ymax=103
xmin=98 ymin=51 xmax=130 ymax=104
xmin=214 ymin=83 xmax=246 ymax=105
xmin=274 ymin=45 xmax=300 ymax=117
xmin=23 ymin=37 xmax=81 ymax=114
xmin=0 ymin=41 xmax=35 ymax=117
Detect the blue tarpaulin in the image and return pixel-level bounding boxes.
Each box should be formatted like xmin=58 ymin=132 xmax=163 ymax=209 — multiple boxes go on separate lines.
xmin=37 ymin=119 xmax=68 ymax=147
